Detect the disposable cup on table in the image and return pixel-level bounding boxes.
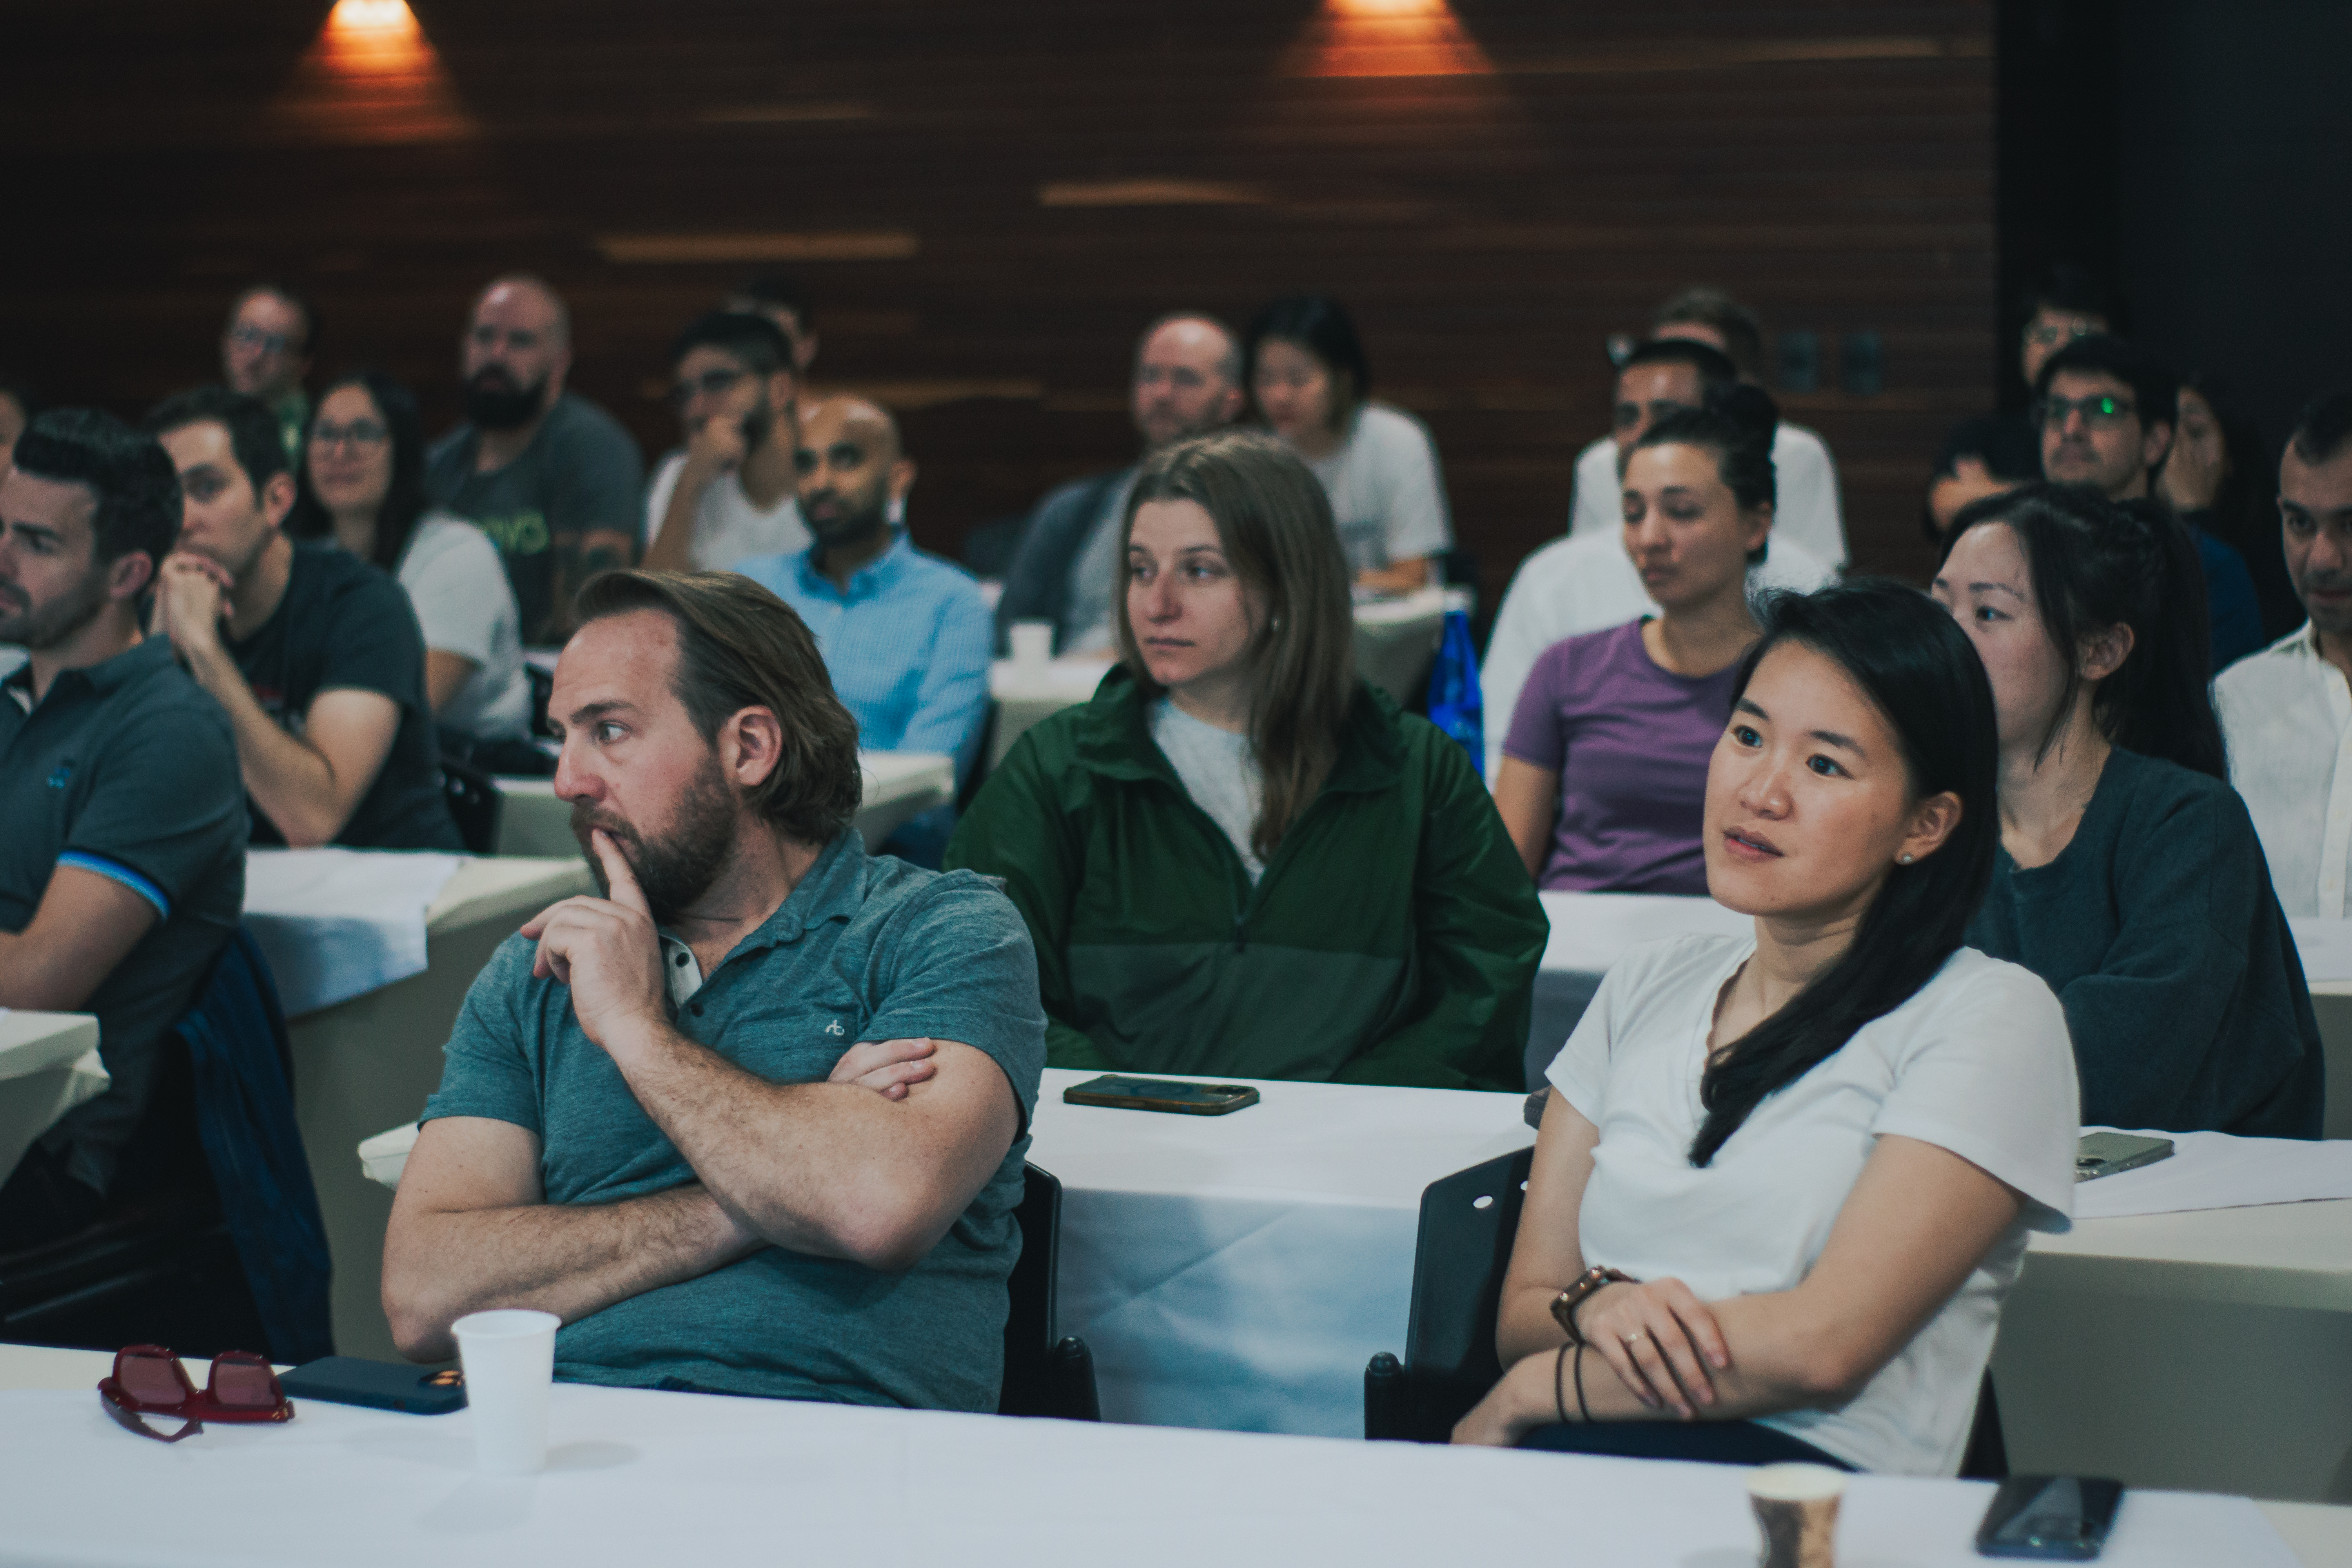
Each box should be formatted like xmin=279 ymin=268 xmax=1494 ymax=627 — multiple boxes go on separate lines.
xmin=1747 ymin=1463 xmax=1846 ymax=1568
xmin=1009 ymin=620 xmax=1054 ymax=672
xmin=451 ymin=1308 xmax=560 ymax=1475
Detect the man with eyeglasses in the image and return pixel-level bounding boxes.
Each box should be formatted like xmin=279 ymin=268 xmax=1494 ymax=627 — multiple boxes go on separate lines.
xmin=424 ymin=276 xmax=644 ymax=646
xmin=640 ymin=311 xmax=806 ymax=574
xmin=1927 ymin=265 xmax=2113 ymax=537
xmin=2218 ymin=387 xmax=2352 ymax=918
xmin=218 ymin=283 xmax=316 ymax=465
xmin=2034 ymin=334 xmax=2263 ymax=670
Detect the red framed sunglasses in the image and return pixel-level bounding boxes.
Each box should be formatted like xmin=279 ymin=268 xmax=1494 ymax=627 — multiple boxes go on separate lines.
xmin=98 ymin=1345 xmax=294 ymax=1443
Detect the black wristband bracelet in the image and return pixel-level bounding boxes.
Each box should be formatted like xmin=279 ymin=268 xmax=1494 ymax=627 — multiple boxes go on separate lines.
xmin=1573 ymin=1341 xmax=1592 ymax=1423
xmin=1554 ymin=1344 xmax=1568 ymax=1426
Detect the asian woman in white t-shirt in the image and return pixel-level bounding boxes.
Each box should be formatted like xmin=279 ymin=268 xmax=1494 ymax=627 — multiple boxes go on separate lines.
xmin=1247 ymin=295 xmax=1451 ymax=597
xmin=1454 ymin=580 xmax=2080 ymax=1475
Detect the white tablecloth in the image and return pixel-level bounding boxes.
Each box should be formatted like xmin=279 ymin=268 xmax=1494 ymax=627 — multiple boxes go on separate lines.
xmin=1027 ymin=1067 xmax=1532 ymax=1437
xmin=0 ymin=1381 xmax=2301 ymax=1568
xmin=0 ymin=1011 xmax=107 ymax=1188
xmin=241 ymin=849 xmax=470 ymax=1018
xmin=2073 ymin=1127 xmax=2352 ymax=1219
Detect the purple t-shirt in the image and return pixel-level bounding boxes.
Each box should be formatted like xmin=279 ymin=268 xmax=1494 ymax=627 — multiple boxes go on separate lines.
xmin=1501 ymin=619 xmax=1739 ymax=894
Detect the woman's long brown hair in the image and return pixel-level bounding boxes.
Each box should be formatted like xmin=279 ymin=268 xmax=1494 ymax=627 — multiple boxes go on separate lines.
xmin=1116 ymin=430 xmax=1357 ymax=863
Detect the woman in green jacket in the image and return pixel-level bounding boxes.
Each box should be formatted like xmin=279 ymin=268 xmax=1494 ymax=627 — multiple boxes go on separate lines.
xmin=946 ymin=430 xmax=1545 ymax=1092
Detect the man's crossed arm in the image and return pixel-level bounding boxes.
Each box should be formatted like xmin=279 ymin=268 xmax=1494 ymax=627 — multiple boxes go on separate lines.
xmin=381 ymin=834 xmax=1015 ymax=1363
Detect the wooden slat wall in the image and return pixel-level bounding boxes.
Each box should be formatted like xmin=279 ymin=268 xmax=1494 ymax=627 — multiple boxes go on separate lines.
xmin=4 ymin=0 xmax=1996 ymax=599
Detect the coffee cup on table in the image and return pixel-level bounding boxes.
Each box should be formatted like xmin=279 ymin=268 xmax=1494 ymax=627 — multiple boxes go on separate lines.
xmin=1009 ymin=620 xmax=1054 ymax=672
xmin=1747 ymin=1463 xmax=1846 ymax=1568
xmin=451 ymin=1308 xmax=560 ymax=1475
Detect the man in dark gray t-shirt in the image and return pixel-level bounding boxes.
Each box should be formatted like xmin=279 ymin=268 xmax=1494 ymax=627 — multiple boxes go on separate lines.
xmin=385 ymin=569 xmax=1044 ymax=1411
xmin=0 ymin=411 xmax=245 ymax=1248
xmin=424 ymin=277 xmax=644 ymax=645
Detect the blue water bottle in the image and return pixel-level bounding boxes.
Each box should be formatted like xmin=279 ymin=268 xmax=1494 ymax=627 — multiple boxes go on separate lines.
xmin=1424 ymin=592 xmax=1484 ymax=778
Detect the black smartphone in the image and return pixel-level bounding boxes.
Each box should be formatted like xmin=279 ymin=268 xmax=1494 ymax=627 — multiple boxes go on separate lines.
xmin=1062 ymin=1075 xmax=1259 ymax=1115
xmin=278 ymin=1356 xmax=467 ymax=1415
xmin=1976 ymin=1475 xmax=2124 ymax=1559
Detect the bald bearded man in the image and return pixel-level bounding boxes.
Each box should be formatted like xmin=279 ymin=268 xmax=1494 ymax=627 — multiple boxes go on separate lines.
xmin=734 ymin=399 xmax=992 ymax=866
xmin=996 ymin=312 xmax=1245 ymax=653
xmin=425 ymin=276 xmax=644 ymax=643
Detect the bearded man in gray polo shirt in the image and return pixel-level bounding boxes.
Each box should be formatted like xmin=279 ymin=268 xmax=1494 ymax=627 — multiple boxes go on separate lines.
xmin=383 ymin=568 xmax=1046 ymax=1411
xmin=0 ymin=410 xmax=245 ymax=1247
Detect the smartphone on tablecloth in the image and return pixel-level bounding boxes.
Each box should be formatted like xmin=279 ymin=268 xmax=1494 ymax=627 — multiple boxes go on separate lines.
xmin=2073 ymin=1132 xmax=2174 ymax=1182
xmin=1975 ymin=1475 xmax=2124 ymax=1558
xmin=1062 ymin=1075 xmax=1259 ymax=1115
xmin=278 ymin=1357 xmax=466 ymax=1414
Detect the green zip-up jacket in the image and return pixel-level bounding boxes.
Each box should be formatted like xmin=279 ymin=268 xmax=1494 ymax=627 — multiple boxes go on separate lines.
xmin=945 ymin=666 xmax=1546 ymax=1092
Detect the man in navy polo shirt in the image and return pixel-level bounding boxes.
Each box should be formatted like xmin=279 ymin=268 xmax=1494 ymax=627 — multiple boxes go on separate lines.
xmin=0 ymin=410 xmax=245 ymax=1247
xmin=383 ymin=569 xmax=1045 ymax=1411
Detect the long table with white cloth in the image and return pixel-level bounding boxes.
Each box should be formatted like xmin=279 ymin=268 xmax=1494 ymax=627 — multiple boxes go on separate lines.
xmin=492 ymin=750 xmax=956 ymax=858
xmin=0 ymin=1343 xmax=2341 ymax=1568
xmin=1021 ymin=1066 xmax=2352 ymax=1503
xmin=254 ymin=852 xmax=595 ymax=1363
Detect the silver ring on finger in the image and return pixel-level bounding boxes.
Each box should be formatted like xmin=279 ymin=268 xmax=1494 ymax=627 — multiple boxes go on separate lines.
xmin=1623 ymin=1331 xmax=1646 ymax=1345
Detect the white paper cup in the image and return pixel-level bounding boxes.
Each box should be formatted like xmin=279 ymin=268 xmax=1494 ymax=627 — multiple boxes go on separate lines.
xmin=452 ymin=1308 xmax=561 ymax=1475
xmin=1009 ymin=620 xmax=1054 ymax=671
xmin=1747 ymin=1463 xmax=1846 ymax=1568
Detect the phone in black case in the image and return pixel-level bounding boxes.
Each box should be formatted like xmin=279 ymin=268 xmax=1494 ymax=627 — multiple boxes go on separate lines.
xmin=278 ymin=1357 xmax=467 ymax=1414
xmin=1975 ymin=1475 xmax=2123 ymax=1559
xmin=1062 ymin=1075 xmax=1259 ymax=1115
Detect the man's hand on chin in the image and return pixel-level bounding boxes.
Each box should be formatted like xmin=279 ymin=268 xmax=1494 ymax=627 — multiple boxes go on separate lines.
xmin=520 ymin=828 xmax=671 ymax=1056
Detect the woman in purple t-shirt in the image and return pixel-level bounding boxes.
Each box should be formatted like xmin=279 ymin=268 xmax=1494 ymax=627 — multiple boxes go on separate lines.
xmin=1495 ymin=390 xmax=1783 ymax=893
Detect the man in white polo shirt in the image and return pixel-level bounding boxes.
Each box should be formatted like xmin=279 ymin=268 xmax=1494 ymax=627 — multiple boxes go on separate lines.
xmin=1568 ymin=288 xmax=1848 ymax=568
xmin=2217 ymin=387 xmax=2352 ymax=916
xmin=640 ymin=311 xmax=807 ymax=574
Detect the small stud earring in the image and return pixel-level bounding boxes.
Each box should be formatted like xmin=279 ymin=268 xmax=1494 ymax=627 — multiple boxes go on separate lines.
xmin=1898 ymin=853 xmax=1915 ymax=865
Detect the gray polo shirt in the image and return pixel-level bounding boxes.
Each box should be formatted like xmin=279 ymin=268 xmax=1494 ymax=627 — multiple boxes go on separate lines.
xmin=2 ymin=637 xmax=245 ymax=1192
xmin=420 ymin=830 xmax=1046 ymax=1411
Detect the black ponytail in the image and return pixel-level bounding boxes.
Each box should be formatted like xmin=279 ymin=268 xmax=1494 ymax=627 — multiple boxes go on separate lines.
xmin=1940 ymin=482 xmax=2226 ymax=780
xmin=1689 ymin=580 xmax=2000 ymax=1167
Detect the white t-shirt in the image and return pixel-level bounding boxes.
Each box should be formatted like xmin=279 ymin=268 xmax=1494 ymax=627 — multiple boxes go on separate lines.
xmin=1478 ymin=531 xmax=1832 ymax=781
xmin=396 ymin=512 xmax=531 ymax=741
xmin=1150 ymin=697 xmax=1265 ymax=882
xmin=1548 ymin=934 xmax=2078 ymax=1475
xmin=1304 ymin=403 xmax=1453 ymax=573
xmin=2214 ymin=621 xmax=2352 ymax=917
xmin=1569 ymin=423 xmax=1848 ymax=568
xmin=642 ymin=451 xmax=810 ymax=572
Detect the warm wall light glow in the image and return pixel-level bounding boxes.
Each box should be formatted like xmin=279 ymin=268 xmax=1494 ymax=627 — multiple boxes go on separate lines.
xmin=269 ymin=0 xmax=474 ymax=144
xmin=330 ymin=0 xmax=417 ymax=33
xmin=1294 ymin=0 xmax=1492 ymax=77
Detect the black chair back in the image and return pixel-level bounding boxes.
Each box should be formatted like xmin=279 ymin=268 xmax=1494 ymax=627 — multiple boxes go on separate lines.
xmin=1365 ymin=1145 xmax=1532 ymax=1442
xmin=998 ymin=1161 xmax=1100 ymax=1420
xmin=437 ymin=753 xmax=504 ymax=856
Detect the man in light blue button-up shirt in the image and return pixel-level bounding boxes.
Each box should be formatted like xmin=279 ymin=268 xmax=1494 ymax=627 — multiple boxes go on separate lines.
xmin=735 ymin=398 xmax=991 ymax=863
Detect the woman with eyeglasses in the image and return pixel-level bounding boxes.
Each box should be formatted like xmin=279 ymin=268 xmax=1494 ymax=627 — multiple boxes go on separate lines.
xmin=1933 ymin=483 xmax=2322 ymax=1136
xmin=290 ymin=369 xmax=534 ymax=763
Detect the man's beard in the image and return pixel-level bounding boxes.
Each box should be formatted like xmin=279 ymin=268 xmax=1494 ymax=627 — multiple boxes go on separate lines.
xmin=806 ymin=488 xmax=889 ymax=551
xmin=570 ymin=756 xmax=740 ymax=926
xmin=0 ymin=568 xmax=109 ymax=652
xmin=465 ymin=368 xmax=550 ymax=431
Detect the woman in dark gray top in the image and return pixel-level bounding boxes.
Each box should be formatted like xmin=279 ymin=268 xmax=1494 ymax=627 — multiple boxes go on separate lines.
xmin=1931 ymin=483 xmax=2322 ymax=1137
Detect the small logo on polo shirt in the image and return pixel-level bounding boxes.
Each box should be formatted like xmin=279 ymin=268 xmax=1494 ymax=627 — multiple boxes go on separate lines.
xmin=47 ymin=763 xmax=73 ymax=789
xmin=826 ymin=1019 xmax=845 ymax=1038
